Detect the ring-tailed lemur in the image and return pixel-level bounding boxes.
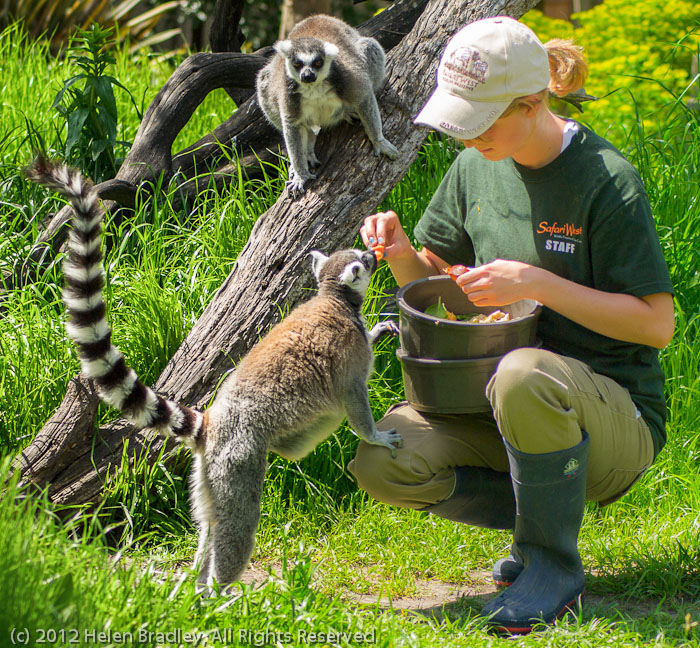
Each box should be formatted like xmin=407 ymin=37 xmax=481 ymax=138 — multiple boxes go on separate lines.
xmin=256 ymin=14 xmax=398 ymax=198
xmin=27 ymin=157 xmax=401 ymax=588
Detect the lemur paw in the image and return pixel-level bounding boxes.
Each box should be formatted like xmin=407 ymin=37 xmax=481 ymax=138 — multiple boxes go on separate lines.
xmin=286 ymin=171 xmax=316 ymax=199
xmin=368 ymin=320 xmax=400 ymax=346
xmin=368 ymin=427 xmax=403 ymax=458
xmin=285 ymin=177 xmax=306 ymax=198
xmin=374 ymin=138 xmax=398 ymax=160
xmin=308 ymin=153 xmax=321 ymax=169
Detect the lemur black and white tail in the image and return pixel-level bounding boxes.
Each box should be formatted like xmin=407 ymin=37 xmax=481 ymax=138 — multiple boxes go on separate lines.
xmin=26 ymin=157 xmax=203 ymax=447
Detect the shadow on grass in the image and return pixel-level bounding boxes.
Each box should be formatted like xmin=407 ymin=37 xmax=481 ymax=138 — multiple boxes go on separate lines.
xmin=339 ymin=565 xmax=699 ymax=643
xmin=399 ymin=569 xmax=700 ymax=643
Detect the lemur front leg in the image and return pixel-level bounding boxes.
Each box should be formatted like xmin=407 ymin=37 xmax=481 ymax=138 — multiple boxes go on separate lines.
xmin=343 ymin=381 xmax=402 ymax=457
xmin=355 ymin=94 xmax=398 ymax=160
xmin=282 ymin=121 xmax=316 ymax=198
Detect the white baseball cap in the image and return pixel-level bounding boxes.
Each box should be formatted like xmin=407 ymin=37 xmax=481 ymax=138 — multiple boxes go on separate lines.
xmin=414 ymin=16 xmax=550 ymax=139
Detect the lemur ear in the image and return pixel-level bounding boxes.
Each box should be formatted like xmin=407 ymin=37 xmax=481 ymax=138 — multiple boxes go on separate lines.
xmin=275 ymin=40 xmax=293 ymax=57
xmin=309 ymin=250 xmax=329 ymax=279
xmin=323 ymin=42 xmax=339 ymax=58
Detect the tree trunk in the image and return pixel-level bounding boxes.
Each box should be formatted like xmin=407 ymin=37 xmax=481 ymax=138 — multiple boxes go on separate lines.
xmin=16 ymin=0 xmax=540 ymax=506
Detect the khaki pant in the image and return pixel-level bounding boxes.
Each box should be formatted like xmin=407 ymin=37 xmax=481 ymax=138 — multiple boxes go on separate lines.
xmin=349 ymin=348 xmax=654 ymax=508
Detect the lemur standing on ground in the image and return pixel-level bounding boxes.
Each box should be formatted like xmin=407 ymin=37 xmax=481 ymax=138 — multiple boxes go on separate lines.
xmin=27 ymin=157 xmax=401 ymax=588
xmin=256 ymin=14 xmax=398 ymax=198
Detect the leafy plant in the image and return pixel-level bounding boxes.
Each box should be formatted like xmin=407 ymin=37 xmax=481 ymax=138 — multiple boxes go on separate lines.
xmin=51 ymin=24 xmax=137 ymax=181
xmin=522 ymin=1 xmax=700 ymax=144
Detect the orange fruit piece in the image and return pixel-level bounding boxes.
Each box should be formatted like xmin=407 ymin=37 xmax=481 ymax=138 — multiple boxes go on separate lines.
xmin=371 ymin=243 xmax=385 ymax=261
xmin=443 ymin=265 xmax=468 ymax=281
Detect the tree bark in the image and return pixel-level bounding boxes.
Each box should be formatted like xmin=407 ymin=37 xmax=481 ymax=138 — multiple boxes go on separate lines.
xmin=17 ymin=0 xmax=540 ymax=506
xmin=12 ymin=375 xmax=100 ymax=490
xmin=209 ymin=0 xmax=247 ymax=54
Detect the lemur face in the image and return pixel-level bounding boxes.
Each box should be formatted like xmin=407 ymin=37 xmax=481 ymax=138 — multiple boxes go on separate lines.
xmin=310 ymin=249 xmax=377 ymax=296
xmin=337 ymin=249 xmax=377 ymax=295
xmin=276 ymin=38 xmax=339 ymax=85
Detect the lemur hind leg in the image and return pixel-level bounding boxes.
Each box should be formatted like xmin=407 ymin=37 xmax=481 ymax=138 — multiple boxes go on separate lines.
xmin=304 ymin=127 xmax=321 ymax=169
xmin=189 ymin=454 xmax=215 ymax=587
xmin=359 ymin=37 xmax=387 ymax=93
xmin=206 ymin=445 xmax=268 ymax=587
xmin=354 ymin=38 xmax=397 ymax=160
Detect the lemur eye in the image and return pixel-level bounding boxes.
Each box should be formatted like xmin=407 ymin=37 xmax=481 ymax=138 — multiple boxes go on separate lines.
xmin=293 ymin=60 xmax=303 ymax=69
xmin=312 ymin=58 xmax=324 ymax=69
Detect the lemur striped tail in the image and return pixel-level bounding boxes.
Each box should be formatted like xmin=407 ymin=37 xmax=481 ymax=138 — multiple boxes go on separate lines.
xmin=26 ymin=157 xmax=203 ymax=447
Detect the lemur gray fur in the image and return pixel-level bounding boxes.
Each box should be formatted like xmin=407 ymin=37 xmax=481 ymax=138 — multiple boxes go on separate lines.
xmin=256 ymin=14 xmax=398 ymax=198
xmin=27 ymin=157 xmax=402 ymax=588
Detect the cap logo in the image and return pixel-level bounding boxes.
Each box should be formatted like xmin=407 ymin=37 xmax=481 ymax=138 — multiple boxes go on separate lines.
xmin=441 ymin=47 xmax=488 ymax=91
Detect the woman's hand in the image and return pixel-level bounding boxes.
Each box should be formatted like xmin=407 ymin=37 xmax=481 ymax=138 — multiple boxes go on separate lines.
xmin=455 ymin=259 xmax=534 ymax=306
xmin=359 ymin=212 xmax=446 ymax=285
xmin=360 ymin=210 xmax=414 ymax=261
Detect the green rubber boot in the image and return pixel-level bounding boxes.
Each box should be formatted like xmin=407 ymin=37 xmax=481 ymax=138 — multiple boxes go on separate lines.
xmin=481 ymin=432 xmax=589 ymax=634
xmin=422 ymin=466 xmax=516 ymax=530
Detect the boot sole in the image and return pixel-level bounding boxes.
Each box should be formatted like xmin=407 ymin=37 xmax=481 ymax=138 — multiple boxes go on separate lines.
xmin=488 ymin=592 xmax=584 ymax=635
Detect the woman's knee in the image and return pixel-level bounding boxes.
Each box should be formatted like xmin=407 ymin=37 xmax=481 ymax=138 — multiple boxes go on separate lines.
xmin=349 ymin=440 xmax=399 ymax=499
xmin=348 ymin=440 xmax=455 ymax=509
xmin=348 ymin=402 xmax=505 ymax=508
xmin=487 ymin=348 xmax=580 ymax=453
xmin=487 ymin=348 xmax=563 ymax=407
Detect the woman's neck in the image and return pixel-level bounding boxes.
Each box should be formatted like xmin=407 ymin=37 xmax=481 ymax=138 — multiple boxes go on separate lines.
xmin=512 ymin=111 xmax=567 ymax=169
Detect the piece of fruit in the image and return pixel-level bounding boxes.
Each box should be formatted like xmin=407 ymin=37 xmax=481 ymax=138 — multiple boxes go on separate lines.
xmin=371 ymin=243 xmax=385 ymax=261
xmin=443 ymin=264 xmax=468 ymax=281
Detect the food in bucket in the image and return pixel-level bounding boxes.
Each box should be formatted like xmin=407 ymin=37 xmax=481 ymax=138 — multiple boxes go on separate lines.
xmin=466 ymin=310 xmax=510 ymax=323
xmin=424 ymin=298 xmax=510 ymax=323
xmin=425 ymin=298 xmax=458 ymax=321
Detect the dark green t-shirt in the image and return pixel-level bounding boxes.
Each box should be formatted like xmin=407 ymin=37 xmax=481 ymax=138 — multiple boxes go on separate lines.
xmin=414 ymin=123 xmax=674 ymax=457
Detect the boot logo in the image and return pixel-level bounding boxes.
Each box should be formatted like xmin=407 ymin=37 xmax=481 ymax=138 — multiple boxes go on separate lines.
xmin=563 ymin=458 xmax=580 ymax=478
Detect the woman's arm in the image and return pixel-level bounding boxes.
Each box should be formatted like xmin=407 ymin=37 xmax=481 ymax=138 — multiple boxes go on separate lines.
xmin=389 ymin=247 xmax=451 ymax=286
xmin=456 ymin=260 xmax=675 ymax=349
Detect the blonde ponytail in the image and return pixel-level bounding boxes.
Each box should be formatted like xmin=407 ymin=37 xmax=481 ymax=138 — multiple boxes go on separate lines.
xmin=545 ymin=39 xmax=588 ymax=97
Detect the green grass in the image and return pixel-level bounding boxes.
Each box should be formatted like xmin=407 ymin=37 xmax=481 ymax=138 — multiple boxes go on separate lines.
xmin=1 ymin=21 xmax=699 ymax=648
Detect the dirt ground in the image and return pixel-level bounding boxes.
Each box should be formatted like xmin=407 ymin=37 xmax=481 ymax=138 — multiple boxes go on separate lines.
xmin=238 ymin=562 xmax=686 ymax=624
xmin=239 ymin=563 xmax=499 ymax=617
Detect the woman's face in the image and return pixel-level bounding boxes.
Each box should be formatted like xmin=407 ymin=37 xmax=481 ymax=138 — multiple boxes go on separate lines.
xmin=458 ymin=104 xmax=538 ymax=164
